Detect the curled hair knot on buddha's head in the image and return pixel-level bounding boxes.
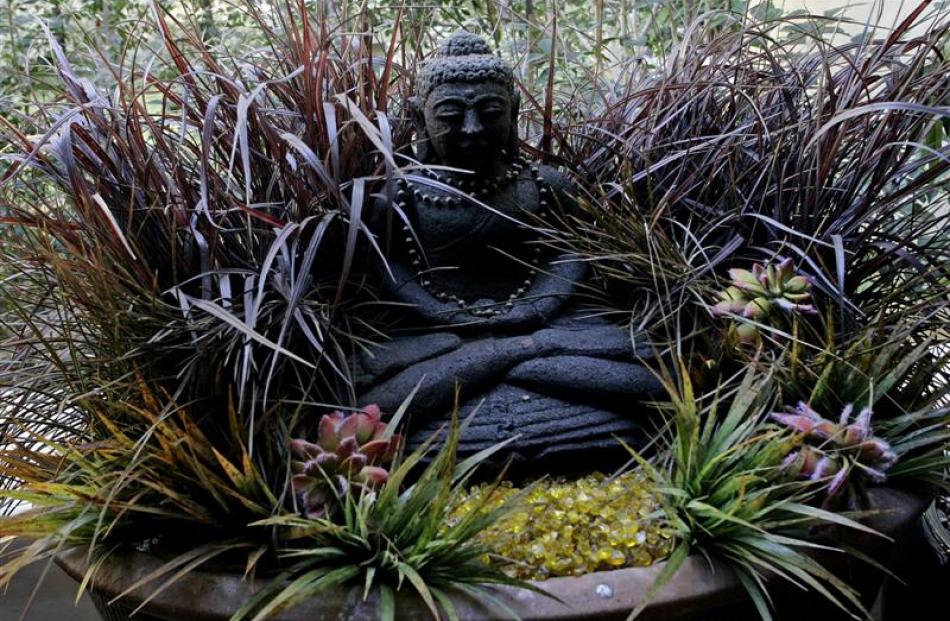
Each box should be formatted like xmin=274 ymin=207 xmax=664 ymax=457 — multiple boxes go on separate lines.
xmin=411 ymin=31 xmax=521 ymax=166
xmin=415 ymin=31 xmax=515 ymax=101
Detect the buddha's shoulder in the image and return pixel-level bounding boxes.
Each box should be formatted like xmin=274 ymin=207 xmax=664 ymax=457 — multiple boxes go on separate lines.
xmin=526 ymin=162 xmax=578 ymax=215
xmin=529 ymin=162 xmax=576 ymax=195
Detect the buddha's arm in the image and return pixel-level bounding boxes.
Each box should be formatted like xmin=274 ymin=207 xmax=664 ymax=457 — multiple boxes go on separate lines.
xmin=482 ymin=254 xmax=587 ymax=328
xmin=385 ymin=259 xmax=490 ymax=326
xmin=381 ymin=241 xmax=586 ymax=329
xmin=358 ymin=320 xmax=655 ymax=417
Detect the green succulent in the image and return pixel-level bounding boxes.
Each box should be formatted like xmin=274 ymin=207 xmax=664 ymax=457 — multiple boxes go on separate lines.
xmin=712 ymin=258 xmax=816 ymax=344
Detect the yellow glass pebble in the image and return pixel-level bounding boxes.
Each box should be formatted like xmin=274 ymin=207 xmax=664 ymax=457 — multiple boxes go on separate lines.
xmin=608 ymin=549 xmax=626 ymax=566
xmin=446 ymin=471 xmax=674 ymax=579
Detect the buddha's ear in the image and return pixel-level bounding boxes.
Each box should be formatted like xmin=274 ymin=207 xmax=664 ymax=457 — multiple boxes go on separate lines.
xmin=408 ymin=96 xmax=425 ymax=130
xmin=507 ymin=89 xmax=521 ymax=159
xmin=408 ymin=96 xmax=430 ymax=162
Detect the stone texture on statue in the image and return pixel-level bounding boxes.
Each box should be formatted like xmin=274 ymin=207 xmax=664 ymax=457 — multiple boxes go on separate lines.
xmin=357 ymin=32 xmax=663 ymax=475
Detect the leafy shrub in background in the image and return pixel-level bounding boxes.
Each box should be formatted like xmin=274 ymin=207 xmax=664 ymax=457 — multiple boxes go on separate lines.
xmin=0 ymin=1 xmax=762 ymax=116
xmin=628 ymin=366 xmax=880 ymax=621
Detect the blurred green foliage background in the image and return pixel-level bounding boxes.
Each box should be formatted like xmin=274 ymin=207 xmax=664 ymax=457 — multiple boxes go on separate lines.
xmin=1 ymin=1 xmax=781 ymax=115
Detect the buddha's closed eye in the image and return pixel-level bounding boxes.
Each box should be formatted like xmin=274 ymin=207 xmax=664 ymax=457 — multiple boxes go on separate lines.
xmin=435 ymin=105 xmax=463 ymax=121
xmin=479 ymin=105 xmax=504 ymax=118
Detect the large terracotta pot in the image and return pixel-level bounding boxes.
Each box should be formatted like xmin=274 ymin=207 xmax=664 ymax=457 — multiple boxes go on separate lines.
xmin=55 ymin=487 xmax=928 ymax=621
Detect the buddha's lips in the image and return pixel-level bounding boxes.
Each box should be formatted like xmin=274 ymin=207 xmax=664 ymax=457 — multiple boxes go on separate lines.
xmin=457 ymin=139 xmax=488 ymax=150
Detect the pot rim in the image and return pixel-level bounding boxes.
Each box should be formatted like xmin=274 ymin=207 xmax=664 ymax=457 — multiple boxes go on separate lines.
xmin=55 ymin=486 xmax=928 ymax=621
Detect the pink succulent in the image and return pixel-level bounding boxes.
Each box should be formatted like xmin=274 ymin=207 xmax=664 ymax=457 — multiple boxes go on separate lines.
xmin=773 ymin=402 xmax=898 ymax=500
xmin=289 ymin=405 xmax=401 ymax=518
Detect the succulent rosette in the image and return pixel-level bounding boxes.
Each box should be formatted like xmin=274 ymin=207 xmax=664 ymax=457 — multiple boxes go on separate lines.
xmin=290 ymin=404 xmax=402 ymax=518
xmin=712 ymin=258 xmax=817 ymax=344
xmin=772 ymin=402 xmax=898 ymax=500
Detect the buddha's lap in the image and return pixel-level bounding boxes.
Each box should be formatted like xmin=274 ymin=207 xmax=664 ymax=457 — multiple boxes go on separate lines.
xmin=356 ymin=315 xmax=664 ymax=468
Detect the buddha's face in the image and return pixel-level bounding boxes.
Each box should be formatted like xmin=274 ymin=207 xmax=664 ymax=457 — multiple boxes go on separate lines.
xmin=421 ymin=82 xmax=513 ymax=174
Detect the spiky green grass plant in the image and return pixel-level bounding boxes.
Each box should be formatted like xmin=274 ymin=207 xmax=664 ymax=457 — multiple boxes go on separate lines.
xmin=0 ymin=378 xmax=280 ymax=605
xmin=627 ymin=364 xmax=885 ymax=621
xmin=235 ymin=412 xmax=541 ymax=621
xmin=0 ymin=384 xmax=534 ymax=621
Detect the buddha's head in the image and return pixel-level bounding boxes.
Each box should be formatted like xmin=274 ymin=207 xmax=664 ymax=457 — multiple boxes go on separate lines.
xmin=411 ymin=32 xmax=520 ymax=175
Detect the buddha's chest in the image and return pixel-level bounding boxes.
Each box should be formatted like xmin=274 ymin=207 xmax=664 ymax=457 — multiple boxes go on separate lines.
xmin=407 ymin=178 xmax=541 ymax=261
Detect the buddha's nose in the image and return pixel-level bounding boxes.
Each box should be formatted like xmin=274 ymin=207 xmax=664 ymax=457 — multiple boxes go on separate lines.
xmin=461 ymin=109 xmax=483 ymax=135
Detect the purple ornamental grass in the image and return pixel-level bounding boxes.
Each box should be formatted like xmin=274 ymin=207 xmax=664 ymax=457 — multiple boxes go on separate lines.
xmin=553 ymin=5 xmax=948 ymax=371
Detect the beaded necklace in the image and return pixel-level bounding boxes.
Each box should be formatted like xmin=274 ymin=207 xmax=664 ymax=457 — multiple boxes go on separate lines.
xmin=419 ymin=155 xmax=529 ymax=203
xmin=393 ymin=161 xmax=553 ymax=317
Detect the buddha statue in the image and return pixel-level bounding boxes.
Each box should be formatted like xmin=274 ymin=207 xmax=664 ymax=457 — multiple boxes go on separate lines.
xmin=357 ymin=32 xmax=663 ymax=476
